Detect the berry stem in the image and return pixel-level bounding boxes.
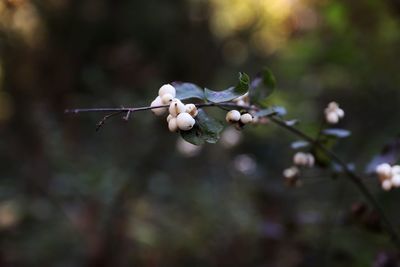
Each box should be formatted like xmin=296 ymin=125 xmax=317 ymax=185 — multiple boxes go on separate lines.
xmin=270 ymin=116 xmax=400 ymax=249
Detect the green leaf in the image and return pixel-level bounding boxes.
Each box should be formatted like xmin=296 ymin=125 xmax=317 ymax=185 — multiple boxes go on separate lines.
xmin=291 ymin=140 xmax=310 ymax=150
xmin=173 ymin=82 xmax=205 ymax=100
xmin=180 ymin=109 xmax=224 ymax=145
xmin=249 ymin=68 xmax=276 ymax=107
xmin=204 ymin=72 xmax=249 ymax=103
xmin=254 ymin=108 xmax=276 ymax=117
xmin=322 ymin=128 xmax=351 ymax=138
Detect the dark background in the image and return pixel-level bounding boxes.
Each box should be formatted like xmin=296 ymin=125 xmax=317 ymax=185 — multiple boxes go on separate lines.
xmin=1 ymin=0 xmax=400 ymax=266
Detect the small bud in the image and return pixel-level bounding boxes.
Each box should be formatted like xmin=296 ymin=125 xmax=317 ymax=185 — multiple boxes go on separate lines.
xmin=376 ymin=163 xmax=392 ymax=181
xmin=150 ymin=96 xmax=167 ymax=116
xmin=326 ymin=111 xmax=339 ymax=124
xmin=283 ymin=166 xmax=299 ymax=179
xmin=169 ymin=99 xmax=186 ymax=117
xmin=293 ymin=152 xmax=308 ymax=166
xmin=176 ymin=112 xmax=196 ymax=131
xmin=382 ymin=179 xmax=393 ymax=191
xmin=168 ymin=118 xmax=178 ymax=132
xmin=159 ymin=84 xmax=176 ymax=98
xmin=185 ymin=104 xmax=198 ymax=117
xmin=226 ymin=110 xmax=241 ymax=123
xmin=161 ymin=93 xmax=174 ymax=105
xmin=240 ymin=113 xmax=253 ymax=124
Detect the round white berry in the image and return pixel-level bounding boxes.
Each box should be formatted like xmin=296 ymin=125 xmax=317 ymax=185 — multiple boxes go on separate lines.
xmin=185 ymin=104 xmax=198 ymax=117
xmin=382 ymin=179 xmax=393 ymax=191
xmin=158 ymin=84 xmax=176 ymax=98
xmin=240 ymin=113 xmax=253 ymax=124
xmin=167 ymin=114 xmax=173 ymax=123
xmin=169 ymin=99 xmax=186 ymax=117
xmin=391 ymin=165 xmax=400 ymax=175
xmin=306 ymin=153 xmax=315 ymax=167
xmin=376 ymin=163 xmax=392 ymax=181
xmin=293 ymin=152 xmax=308 ymax=166
xmin=226 ymin=110 xmax=241 ymax=123
xmin=161 ymin=93 xmax=174 ymax=105
xmin=326 ymin=111 xmax=339 ymax=124
xmin=176 ymin=112 xmax=196 ymax=131
xmin=283 ymin=166 xmax=299 ymax=179
xmin=168 ymin=118 xmax=178 ymax=132
xmin=336 ymin=108 xmax=345 ymax=118
xmin=150 ymin=96 xmax=167 ymax=116
xmin=392 ymin=174 xmax=400 ymax=188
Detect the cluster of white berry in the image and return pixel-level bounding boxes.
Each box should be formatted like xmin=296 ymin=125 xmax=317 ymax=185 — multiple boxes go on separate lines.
xmin=376 ymin=163 xmax=400 ymax=191
xmin=150 ymin=84 xmax=198 ymax=132
xmin=283 ymin=152 xmax=315 ymax=186
xmin=324 ymin=102 xmax=345 ymax=124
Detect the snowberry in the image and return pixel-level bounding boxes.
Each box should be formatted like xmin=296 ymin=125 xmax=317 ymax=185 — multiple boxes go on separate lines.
xmin=167 ymin=114 xmax=173 ymax=123
xmin=161 ymin=93 xmax=174 ymax=105
xmin=376 ymin=163 xmax=392 ymax=181
xmin=293 ymin=152 xmax=307 ymax=166
xmin=283 ymin=166 xmax=299 ymax=179
xmin=336 ymin=108 xmax=345 ymax=118
xmin=326 ymin=111 xmax=339 ymax=124
xmin=150 ymin=96 xmax=167 ymax=116
xmin=158 ymin=84 xmax=176 ymax=98
xmin=391 ymin=165 xmax=400 ymax=176
xmin=392 ymin=175 xmax=400 ymax=188
xmin=306 ymin=154 xmax=315 ymax=167
xmin=177 ymin=112 xmax=196 ymax=131
xmin=382 ymin=179 xmax=393 ymax=191
xmin=168 ymin=118 xmax=178 ymax=132
xmin=226 ymin=110 xmax=241 ymax=123
xmin=185 ymin=104 xmax=198 ymax=117
xmin=240 ymin=113 xmax=253 ymax=124
xmin=169 ymin=99 xmax=186 ymax=117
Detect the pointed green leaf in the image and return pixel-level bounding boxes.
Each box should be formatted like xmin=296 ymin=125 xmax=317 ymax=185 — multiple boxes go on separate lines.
xmin=204 ymin=72 xmax=249 ymax=103
xmin=180 ymin=109 xmax=224 ymax=145
xmin=172 ymin=82 xmax=205 ymax=100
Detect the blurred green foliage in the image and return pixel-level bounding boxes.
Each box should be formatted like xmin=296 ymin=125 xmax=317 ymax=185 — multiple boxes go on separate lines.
xmin=0 ymin=0 xmax=400 ymax=266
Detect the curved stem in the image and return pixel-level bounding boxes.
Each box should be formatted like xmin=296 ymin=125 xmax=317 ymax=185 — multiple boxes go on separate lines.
xmin=270 ymin=116 xmax=400 ymax=248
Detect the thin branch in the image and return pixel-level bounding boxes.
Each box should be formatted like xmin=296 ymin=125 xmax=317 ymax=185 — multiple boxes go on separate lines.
xmin=270 ymin=116 xmax=400 ymax=248
xmin=96 ymin=111 xmax=124 ymax=131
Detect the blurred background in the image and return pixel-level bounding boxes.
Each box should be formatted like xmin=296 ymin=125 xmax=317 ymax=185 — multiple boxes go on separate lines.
xmin=1 ymin=0 xmax=400 ymax=266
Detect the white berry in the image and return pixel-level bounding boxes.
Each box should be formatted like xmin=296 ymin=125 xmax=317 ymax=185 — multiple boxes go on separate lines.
xmin=293 ymin=152 xmax=308 ymax=166
xmin=150 ymin=96 xmax=167 ymax=116
xmin=376 ymin=163 xmax=392 ymax=181
xmin=306 ymin=153 xmax=315 ymax=167
xmin=169 ymin=99 xmax=186 ymax=117
xmin=240 ymin=113 xmax=253 ymax=124
xmin=176 ymin=112 xmax=196 ymax=131
xmin=392 ymin=175 xmax=400 ymax=188
xmin=382 ymin=179 xmax=393 ymax=191
xmin=158 ymin=84 xmax=176 ymax=98
xmin=283 ymin=166 xmax=299 ymax=179
xmin=326 ymin=111 xmax=339 ymax=124
xmin=167 ymin=114 xmax=173 ymax=123
xmin=185 ymin=104 xmax=198 ymax=117
xmin=336 ymin=108 xmax=345 ymax=118
xmin=226 ymin=110 xmax=241 ymax=123
xmin=168 ymin=118 xmax=178 ymax=132
xmin=161 ymin=93 xmax=174 ymax=105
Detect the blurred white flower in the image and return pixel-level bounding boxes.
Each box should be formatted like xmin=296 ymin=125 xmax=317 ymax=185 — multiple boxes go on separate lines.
xmin=176 ymin=138 xmax=202 ymax=157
